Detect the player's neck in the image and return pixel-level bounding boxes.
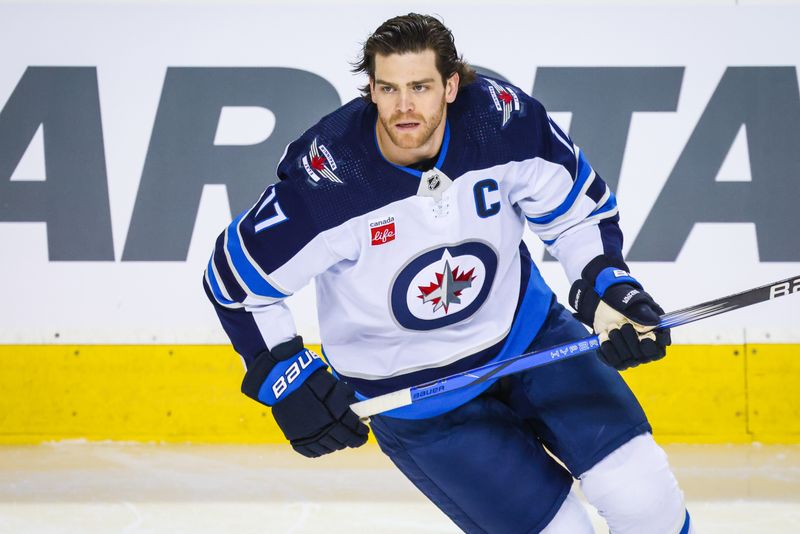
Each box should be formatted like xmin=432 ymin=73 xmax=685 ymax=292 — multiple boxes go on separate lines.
xmin=375 ymin=115 xmax=447 ymax=168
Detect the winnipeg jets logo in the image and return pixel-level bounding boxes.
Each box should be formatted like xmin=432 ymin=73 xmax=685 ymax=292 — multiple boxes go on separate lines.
xmin=418 ymin=259 xmax=476 ymax=314
xmin=390 ymin=242 xmax=498 ymax=331
xmin=486 ymin=78 xmax=521 ymax=127
xmin=302 ymin=137 xmax=343 ymax=186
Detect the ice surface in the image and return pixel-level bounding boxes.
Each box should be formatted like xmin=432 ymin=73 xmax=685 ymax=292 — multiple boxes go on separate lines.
xmin=0 ymin=442 xmax=798 ymax=533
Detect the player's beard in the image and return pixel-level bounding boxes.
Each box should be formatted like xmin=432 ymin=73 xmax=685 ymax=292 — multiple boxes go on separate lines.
xmin=379 ymin=98 xmax=446 ymax=150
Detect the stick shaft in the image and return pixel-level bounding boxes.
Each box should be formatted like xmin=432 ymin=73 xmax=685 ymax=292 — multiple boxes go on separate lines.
xmin=350 ymin=274 xmax=800 ymax=418
xmin=658 ymin=274 xmax=799 ymax=329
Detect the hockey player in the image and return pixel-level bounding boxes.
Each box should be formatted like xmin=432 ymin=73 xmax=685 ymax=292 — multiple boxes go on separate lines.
xmin=203 ymin=13 xmax=693 ymax=534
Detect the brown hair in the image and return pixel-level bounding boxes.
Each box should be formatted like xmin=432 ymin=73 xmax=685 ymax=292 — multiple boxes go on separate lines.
xmin=352 ymin=13 xmax=476 ymax=97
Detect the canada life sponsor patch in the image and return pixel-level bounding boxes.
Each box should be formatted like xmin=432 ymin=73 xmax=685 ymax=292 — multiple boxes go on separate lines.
xmin=485 ymin=78 xmax=521 ymax=127
xmin=369 ymin=216 xmax=396 ymax=246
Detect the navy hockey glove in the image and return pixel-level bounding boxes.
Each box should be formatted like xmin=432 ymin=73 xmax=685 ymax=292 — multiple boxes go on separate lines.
xmin=569 ymin=256 xmax=671 ymax=370
xmin=241 ymin=336 xmax=369 ymax=458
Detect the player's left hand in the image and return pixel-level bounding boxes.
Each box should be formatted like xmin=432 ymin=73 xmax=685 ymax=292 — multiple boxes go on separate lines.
xmin=569 ymin=259 xmax=671 ymax=370
xmin=240 ymin=336 xmax=369 ymax=458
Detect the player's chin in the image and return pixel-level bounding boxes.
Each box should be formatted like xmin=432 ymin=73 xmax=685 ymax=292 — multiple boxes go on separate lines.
xmin=392 ymin=132 xmax=424 ymax=149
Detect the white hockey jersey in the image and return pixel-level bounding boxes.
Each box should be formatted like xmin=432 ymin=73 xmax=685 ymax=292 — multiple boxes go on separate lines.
xmin=203 ymin=77 xmax=623 ymax=417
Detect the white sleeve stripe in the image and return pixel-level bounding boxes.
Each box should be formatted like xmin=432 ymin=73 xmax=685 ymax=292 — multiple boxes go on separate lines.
xmin=537 ymin=205 xmax=620 ymax=243
xmin=210 ymin=255 xmax=235 ymax=302
xmin=593 ymin=187 xmax=611 ymax=213
xmin=221 ymin=223 xmax=254 ymax=300
xmin=526 ymin=168 xmax=598 ymax=230
xmin=587 ymin=205 xmax=619 ymax=222
xmin=549 ymin=118 xmax=575 ymax=155
xmin=204 ymin=266 xmax=244 ymax=309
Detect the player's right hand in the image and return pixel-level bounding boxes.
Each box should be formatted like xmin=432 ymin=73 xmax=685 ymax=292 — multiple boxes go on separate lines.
xmin=569 ymin=256 xmax=671 ymax=370
xmin=574 ymin=281 xmax=672 ymax=370
xmin=241 ymin=336 xmax=369 ymax=458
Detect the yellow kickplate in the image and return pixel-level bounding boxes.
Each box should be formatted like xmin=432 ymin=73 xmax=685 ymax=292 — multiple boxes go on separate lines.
xmin=0 ymin=345 xmax=285 ymax=443
xmin=0 ymin=344 xmax=798 ymax=444
xmin=747 ymin=344 xmax=800 ymax=441
xmin=622 ymin=345 xmax=748 ymax=442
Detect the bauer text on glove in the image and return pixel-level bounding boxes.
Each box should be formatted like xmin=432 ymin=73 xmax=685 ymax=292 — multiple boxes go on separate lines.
xmin=569 ymin=256 xmax=671 ymax=370
xmin=241 ymin=336 xmax=369 ymax=458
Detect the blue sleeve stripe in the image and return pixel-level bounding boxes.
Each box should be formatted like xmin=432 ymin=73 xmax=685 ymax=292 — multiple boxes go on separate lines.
xmin=538 ymin=195 xmax=617 ymax=247
xmin=206 ymin=257 xmax=239 ymax=307
xmin=213 ymin=237 xmax=247 ymax=303
xmin=526 ymin=149 xmax=594 ymax=225
xmin=225 ymin=211 xmax=290 ymax=299
xmin=589 ymin=194 xmax=618 ymax=217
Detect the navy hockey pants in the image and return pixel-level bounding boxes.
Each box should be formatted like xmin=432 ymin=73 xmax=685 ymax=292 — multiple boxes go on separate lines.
xmin=370 ymin=299 xmax=651 ymax=534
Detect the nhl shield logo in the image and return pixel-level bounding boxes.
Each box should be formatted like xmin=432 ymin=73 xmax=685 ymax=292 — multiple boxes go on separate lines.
xmin=486 ymin=78 xmax=521 ymax=127
xmin=302 ymin=137 xmax=343 ymax=186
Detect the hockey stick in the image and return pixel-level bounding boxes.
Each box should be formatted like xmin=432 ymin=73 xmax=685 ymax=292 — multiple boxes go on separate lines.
xmin=350 ymin=274 xmax=800 ymax=418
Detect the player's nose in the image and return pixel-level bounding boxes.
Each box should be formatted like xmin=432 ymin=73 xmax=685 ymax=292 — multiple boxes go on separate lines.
xmin=397 ymin=90 xmax=414 ymax=113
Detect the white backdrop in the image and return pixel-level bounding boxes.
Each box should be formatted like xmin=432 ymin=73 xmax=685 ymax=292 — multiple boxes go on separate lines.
xmin=1 ymin=3 xmax=798 ymax=344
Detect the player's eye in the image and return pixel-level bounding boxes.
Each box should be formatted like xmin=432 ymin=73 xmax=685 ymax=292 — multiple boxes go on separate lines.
xmin=380 ymin=85 xmax=395 ymax=93
xmin=413 ymin=84 xmax=427 ymax=92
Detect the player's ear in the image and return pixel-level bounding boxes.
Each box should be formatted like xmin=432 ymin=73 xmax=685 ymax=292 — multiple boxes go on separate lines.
xmin=445 ymin=73 xmax=459 ymax=104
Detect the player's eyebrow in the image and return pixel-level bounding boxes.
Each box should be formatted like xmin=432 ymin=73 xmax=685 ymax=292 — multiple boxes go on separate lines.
xmin=374 ymin=78 xmax=436 ymax=88
xmin=406 ymin=78 xmax=436 ymax=86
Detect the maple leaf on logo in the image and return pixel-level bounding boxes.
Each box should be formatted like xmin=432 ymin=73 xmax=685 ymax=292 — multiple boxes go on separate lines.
xmin=311 ymin=155 xmax=327 ymax=171
xmin=498 ymin=91 xmax=513 ymax=105
xmin=418 ymin=260 xmax=476 ymax=314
